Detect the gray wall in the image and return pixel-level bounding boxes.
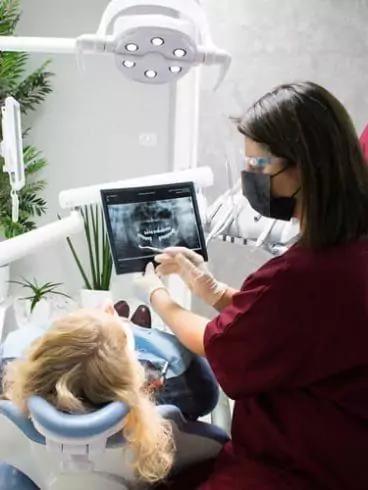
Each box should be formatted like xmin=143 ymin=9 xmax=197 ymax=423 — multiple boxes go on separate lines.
xmin=11 ymin=0 xmax=174 ymax=299
xmin=196 ymin=0 xmax=368 ymax=316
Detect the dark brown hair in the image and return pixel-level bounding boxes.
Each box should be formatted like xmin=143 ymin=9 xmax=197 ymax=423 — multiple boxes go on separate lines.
xmin=238 ymin=81 xmax=368 ymax=248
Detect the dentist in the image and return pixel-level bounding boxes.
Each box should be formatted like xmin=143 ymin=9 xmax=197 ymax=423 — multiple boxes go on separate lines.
xmin=135 ymin=81 xmax=368 ymax=490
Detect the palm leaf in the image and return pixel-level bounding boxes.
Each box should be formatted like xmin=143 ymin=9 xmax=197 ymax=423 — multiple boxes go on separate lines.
xmin=0 ymin=1 xmax=53 ymax=239
xmin=0 ymin=0 xmax=20 ymax=35
xmin=15 ymin=62 xmax=53 ymax=114
xmin=0 ymin=52 xmax=28 ymax=95
xmin=23 ymin=145 xmax=48 ymax=175
xmin=22 ymin=181 xmax=47 ymax=195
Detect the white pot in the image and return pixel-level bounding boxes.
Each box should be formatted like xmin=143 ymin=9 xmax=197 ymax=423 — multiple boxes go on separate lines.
xmin=80 ymin=289 xmax=112 ymax=309
xmin=0 ymin=265 xmax=10 ymax=303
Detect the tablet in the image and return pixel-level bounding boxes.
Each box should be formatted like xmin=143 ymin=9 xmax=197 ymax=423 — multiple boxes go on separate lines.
xmin=101 ymin=182 xmax=208 ymax=274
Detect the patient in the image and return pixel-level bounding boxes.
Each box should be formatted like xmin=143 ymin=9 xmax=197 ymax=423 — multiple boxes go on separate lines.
xmin=2 ymin=308 xmax=175 ymax=484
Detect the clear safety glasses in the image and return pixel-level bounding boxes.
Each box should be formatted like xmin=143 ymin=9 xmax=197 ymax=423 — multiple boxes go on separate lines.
xmin=241 ymin=154 xmax=274 ymax=173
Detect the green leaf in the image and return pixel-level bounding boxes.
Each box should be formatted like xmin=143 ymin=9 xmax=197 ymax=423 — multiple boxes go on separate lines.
xmin=30 ymin=295 xmax=41 ymax=312
xmin=83 ymin=206 xmax=98 ymax=289
xmin=23 ymin=145 xmax=48 ymax=175
xmin=48 ymin=291 xmax=72 ymax=300
xmin=91 ymin=205 xmax=101 ymax=288
xmin=0 ymin=52 xmax=28 ymax=94
xmin=11 ymin=275 xmax=70 ymax=308
xmin=62 ymin=206 xmax=113 ymax=291
xmin=0 ymin=3 xmax=53 ymax=239
xmin=58 ymin=214 xmax=93 ymax=290
xmin=0 ymin=0 xmax=21 ymax=36
xmin=7 ymin=279 xmax=29 ymax=287
xmin=14 ymin=63 xmax=53 ymax=114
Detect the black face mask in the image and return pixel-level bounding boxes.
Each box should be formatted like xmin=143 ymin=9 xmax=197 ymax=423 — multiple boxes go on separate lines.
xmin=241 ymin=168 xmax=298 ymax=221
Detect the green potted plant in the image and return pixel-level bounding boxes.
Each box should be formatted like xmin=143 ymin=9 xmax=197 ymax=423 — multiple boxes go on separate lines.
xmin=0 ymin=0 xmax=53 ymax=300
xmin=64 ymin=204 xmax=114 ymax=308
xmin=10 ymin=278 xmax=71 ymax=328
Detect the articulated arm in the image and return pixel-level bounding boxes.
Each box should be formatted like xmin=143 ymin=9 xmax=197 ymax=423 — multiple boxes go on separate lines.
xmin=0 ymin=212 xmax=83 ymax=267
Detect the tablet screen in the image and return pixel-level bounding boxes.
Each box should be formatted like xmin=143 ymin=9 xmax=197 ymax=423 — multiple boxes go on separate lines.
xmin=101 ymin=182 xmax=208 ymax=274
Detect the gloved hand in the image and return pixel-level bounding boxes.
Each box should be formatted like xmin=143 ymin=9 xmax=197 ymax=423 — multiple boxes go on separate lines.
xmin=133 ymin=262 xmax=168 ymax=305
xmin=155 ymin=247 xmax=228 ymax=306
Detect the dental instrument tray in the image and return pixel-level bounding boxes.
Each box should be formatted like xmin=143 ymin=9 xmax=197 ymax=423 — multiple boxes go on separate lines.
xmin=101 ymin=182 xmax=208 ymax=274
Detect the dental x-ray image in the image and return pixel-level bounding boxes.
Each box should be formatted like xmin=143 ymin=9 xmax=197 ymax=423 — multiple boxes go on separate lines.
xmin=101 ymin=183 xmax=207 ymax=274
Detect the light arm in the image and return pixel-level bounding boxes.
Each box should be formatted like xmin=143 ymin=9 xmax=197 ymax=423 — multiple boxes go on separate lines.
xmin=0 ymin=37 xmax=77 ymax=54
xmin=0 ymin=212 xmax=83 ymax=267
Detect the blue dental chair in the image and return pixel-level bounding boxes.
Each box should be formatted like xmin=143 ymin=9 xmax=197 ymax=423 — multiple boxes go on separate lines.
xmin=0 ymin=395 xmax=229 ymax=489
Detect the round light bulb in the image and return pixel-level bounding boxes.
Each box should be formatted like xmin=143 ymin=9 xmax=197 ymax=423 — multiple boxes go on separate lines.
xmin=169 ymin=66 xmax=182 ymax=74
xmin=173 ymin=48 xmax=186 ymax=58
xmin=151 ymin=37 xmax=164 ymax=47
xmin=123 ymin=60 xmax=136 ymax=68
xmin=145 ymin=70 xmax=157 ymax=79
xmin=126 ymin=43 xmax=139 ymax=52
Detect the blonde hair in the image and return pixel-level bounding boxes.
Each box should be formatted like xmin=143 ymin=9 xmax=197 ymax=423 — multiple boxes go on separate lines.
xmin=3 ymin=309 xmax=174 ymax=483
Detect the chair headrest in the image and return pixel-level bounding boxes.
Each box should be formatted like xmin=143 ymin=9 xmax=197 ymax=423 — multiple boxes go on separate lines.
xmin=0 ymin=399 xmax=229 ymax=450
xmin=0 ymin=400 xmax=45 ymax=444
xmin=28 ymin=396 xmax=129 ymax=440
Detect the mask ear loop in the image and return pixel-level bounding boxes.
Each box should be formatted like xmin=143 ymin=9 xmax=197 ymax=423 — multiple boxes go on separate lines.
xmin=270 ymin=166 xmax=288 ymax=179
xmin=291 ymin=187 xmax=301 ymax=198
xmin=271 ymin=163 xmax=301 ymax=199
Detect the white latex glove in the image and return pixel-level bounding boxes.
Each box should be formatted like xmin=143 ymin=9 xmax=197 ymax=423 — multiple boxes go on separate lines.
xmin=133 ymin=262 xmax=167 ymax=305
xmin=155 ymin=247 xmax=228 ymax=307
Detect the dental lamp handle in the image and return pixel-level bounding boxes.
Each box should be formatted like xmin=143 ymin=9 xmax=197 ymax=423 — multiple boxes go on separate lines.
xmin=196 ymin=46 xmax=232 ymax=90
xmin=11 ymin=190 xmax=19 ymax=224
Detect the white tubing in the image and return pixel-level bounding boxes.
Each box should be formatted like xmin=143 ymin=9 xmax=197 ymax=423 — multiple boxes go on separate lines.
xmin=59 ymin=167 xmax=214 ymax=209
xmin=0 ymin=36 xmax=77 ymax=54
xmin=0 ymin=212 xmax=84 ymax=267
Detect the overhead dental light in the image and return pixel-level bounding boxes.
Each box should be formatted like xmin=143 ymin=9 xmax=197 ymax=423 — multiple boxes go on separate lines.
xmin=0 ymin=0 xmax=231 ymax=88
xmin=0 ymin=97 xmax=25 ymax=223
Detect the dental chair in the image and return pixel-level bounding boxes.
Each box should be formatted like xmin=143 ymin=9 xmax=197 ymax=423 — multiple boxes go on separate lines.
xmin=0 ymin=395 xmax=229 ymax=490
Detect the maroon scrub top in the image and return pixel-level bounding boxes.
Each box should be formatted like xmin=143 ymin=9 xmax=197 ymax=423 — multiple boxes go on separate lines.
xmin=202 ymin=239 xmax=368 ymax=490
